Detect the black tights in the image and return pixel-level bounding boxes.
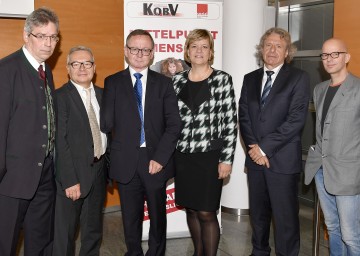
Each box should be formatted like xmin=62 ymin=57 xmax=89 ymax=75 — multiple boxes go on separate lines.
xmin=186 ymin=208 xmax=220 ymax=256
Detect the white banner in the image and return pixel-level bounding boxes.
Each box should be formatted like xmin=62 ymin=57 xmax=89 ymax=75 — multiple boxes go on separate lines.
xmin=0 ymin=0 xmax=33 ymax=18
xmin=124 ymin=0 xmax=223 ymax=239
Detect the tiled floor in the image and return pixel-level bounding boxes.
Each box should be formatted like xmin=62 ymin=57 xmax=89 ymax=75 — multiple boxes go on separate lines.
xmin=17 ymin=203 xmax=329 ymax=255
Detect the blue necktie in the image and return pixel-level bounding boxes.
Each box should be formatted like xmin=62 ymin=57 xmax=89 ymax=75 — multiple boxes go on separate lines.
xmin=134 ymin=73 xmax=145 ymax=145
xmin=261 ymin=70 xmax=274 ymax=107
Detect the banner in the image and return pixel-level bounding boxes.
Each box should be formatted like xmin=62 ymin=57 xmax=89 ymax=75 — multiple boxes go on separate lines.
xmin=124 ymin=0 xmax=223 ymax=239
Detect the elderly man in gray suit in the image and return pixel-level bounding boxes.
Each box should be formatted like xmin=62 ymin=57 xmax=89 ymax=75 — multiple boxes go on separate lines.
xmin=305 ymin=38 xmax=360 ymax=255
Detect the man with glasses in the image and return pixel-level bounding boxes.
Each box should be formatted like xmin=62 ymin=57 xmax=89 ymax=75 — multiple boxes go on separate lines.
xmin=0 ymin=7 xmax=59 ymax=256
xmin=305 ymin=38 xmax=360 ymax=255
xmin=52 ymin=46 xmax=108 ymax=256
xmin=101 ymin=29 xmax=181 ymax=256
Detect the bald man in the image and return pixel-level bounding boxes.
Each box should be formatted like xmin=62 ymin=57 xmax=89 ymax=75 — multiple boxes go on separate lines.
xmin=305 ymin=38 xmax=360 ymax=255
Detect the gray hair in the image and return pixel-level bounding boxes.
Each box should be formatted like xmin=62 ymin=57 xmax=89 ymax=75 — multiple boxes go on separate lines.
xmin=24 ymin=7 xmax=59 ymax=34
xmin=67 ymin=46 xmax=95 ymax=64
xmin=256 ymin=27 xmax=297 ymax=64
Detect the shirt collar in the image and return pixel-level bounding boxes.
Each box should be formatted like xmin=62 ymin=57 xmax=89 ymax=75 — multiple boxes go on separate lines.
xmin=71 ymin=80 xmax=94 ymax=92
xmin=263 ymin=63 xmax=283 ymax=76
xmin=22 ymin=45 xmax=45 ymax=71
xmin=129 ymin=66 xmax=148 ymax=81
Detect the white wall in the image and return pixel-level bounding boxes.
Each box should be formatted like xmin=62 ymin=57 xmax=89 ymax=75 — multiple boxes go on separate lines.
xmin=0 ymin=0 xmax=33 ymax=18
xmin=221 ymin=0 xmax=275 ymax=212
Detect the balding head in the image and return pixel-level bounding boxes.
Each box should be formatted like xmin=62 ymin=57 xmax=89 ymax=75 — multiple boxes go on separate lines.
xmin=321 ymin=38 xmax=350 ymax=79
xmin=322 ymin=38 xmax=348 ymax=53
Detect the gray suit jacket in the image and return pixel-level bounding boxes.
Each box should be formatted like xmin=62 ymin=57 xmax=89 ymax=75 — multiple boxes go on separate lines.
xmin=304 ymin=73 xmax=360 ymax=195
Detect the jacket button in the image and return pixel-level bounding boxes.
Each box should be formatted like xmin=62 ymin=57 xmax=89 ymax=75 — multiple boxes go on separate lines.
xmin=42 ymin=125 xmax=47 ymax=129
xmin=42 ymin=144 xmax=46 ymax=148
xmin=42 ymin=106 xmax=46 ymax=110
xmin=38 ymin=162 xmax=43 ymax=167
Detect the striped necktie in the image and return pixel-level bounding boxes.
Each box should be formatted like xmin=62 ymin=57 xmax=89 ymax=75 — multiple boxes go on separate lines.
xmin=261 ymin=70 xmax=275 ymax=107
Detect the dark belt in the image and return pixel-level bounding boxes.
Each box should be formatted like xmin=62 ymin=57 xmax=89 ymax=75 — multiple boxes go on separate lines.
xmin=93 ymin=154 xmax=104 ymax=163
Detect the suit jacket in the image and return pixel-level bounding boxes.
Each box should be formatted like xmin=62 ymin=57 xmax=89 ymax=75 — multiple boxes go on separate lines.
xmin=100 ymin=68 xmax=181 ymax=184
xmin=0 ymin=49 xmax=56 ymax=199
xmin=304 ymin=73 xmax=360 ymax=195
xmin=239 ymin=64 xmax=310 ymax=174
xmin=55 ymin=81 xmax=106 ymax=197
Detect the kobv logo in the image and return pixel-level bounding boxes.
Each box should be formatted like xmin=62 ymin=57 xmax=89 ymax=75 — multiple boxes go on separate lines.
xmin=143 ymin=3 xmax=179 ymax=16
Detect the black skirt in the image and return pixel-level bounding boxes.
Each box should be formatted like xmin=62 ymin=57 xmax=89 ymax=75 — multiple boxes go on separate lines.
xmin=174 ymin=149 xmax=223 ymax=211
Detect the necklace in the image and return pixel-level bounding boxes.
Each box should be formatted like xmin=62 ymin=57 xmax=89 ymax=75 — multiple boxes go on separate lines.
xmin=189 ymin=66 xmax=212 ymax=82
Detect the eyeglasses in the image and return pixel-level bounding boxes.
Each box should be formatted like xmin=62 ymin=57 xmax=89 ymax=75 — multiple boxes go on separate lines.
xmin=127 ymin=46 xmax=152 ymax=56
xmin=69 ymin=61 xmax=94 ymax=69
xmin=320 ymin=52 xmax=347 ymax=60
xmin=29 ymin=33 xmax=59 ymax=43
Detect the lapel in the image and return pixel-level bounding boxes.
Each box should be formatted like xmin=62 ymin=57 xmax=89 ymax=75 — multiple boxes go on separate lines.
xmin=144 ymin=69 xmax=155 ymax=124
xmin=327 ymin=75 xmax=353 ymax=113
xmin=316 ymin=74 xmax=354 ymax=122
xmin=315 ymin=81 xmax=329 ymax=122
xmin=123 ymin=68 xmax=145 ymax=124
xmin=254 ymin=68 xmax=263 ymax=105
xmin=67 ymin=81 xmax=92 ymax=130
xmin=263 ymin=64 xmax=290 ymax=107
xmin=94 ymin=86 xmax=102 ymax=106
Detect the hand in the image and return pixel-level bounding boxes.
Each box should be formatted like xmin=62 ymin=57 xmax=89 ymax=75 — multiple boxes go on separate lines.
xmin=65 ymin=183 xmax=81 ymax=201
xmin=149 ymin=160 xmax=163 ymax=175
xmin=255 ymin=156 xmax=270 ymax=168
xmin=218 ymin=163 xmax=232 ymax=179
xmin=248 ymin=144 xmax=263 ymax=162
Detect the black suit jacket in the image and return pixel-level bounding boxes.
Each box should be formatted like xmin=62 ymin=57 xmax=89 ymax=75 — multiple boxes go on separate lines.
xmin=0 ymin=49 xmax=56 ymax=199
xmin=239 ymin=64 xmax=310 ymax=174
xmin=100 ymin=68 xmax=181 ymax=183
xmin=55 ymin=81 xmax=105 ymax=197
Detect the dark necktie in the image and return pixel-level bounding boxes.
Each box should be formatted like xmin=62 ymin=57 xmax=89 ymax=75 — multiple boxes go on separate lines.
xmin=134 ymin=73 xmax=145 ymax=145
xmin=261 ymin=70 xmax=275 ymax=107
xmin=38 ymin=64 xmax=46 ymax=81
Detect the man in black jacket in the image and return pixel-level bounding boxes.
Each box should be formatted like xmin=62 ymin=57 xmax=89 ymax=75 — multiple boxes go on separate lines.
xmin=53 ymin=46 xmax=108 ymax=256
xmin=0 ymin=7 xmax=59 ymax=256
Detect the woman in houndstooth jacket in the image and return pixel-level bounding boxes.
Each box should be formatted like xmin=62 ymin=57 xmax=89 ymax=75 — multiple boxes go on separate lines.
xmin=172 ymin=29 xmax=237 ymax=256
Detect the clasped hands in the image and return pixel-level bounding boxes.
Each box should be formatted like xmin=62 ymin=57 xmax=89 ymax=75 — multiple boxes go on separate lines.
xmin=248 ymin=144 xmax=270 ymax=168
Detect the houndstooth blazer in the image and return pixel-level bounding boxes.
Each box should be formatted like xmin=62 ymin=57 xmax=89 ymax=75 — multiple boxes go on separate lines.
xmin=172 ymin=69 xmax=237 ymax=165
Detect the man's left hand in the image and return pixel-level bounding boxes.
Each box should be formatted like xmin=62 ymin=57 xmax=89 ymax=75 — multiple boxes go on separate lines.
xmin=149 ymin=160 xmax=163 ymax=174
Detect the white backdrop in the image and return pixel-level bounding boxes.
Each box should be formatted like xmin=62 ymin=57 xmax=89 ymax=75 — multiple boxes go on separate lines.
xmin=0 ymin=0 xmax=33 ymax=18
xmin=221 ymin=0 xmax=275 ymax=213
xmin=124 ymin=0 xmax=224 ymax=239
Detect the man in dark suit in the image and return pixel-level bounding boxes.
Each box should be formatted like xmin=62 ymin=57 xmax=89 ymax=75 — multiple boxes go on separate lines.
xmin=53 ymin=46 xmax=108 ymax=256
xmin=239 ymin=27 xmax=310 ymax=256
xmin=0 ymin=7 xmax=59 ymax=256
xmin=101 ymin=29 xmax=181 ymax=256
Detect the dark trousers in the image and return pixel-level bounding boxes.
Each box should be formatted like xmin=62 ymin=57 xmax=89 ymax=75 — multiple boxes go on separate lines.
xmin=53 ymin=159 xmax=106 ymax=256
xmin=118 ymin=148 xmax=167 ymax=256
xmin=248 ymin=169 xmax=300 ymax=256
xmin=0 ymin=155 xmax=56 ymax=256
